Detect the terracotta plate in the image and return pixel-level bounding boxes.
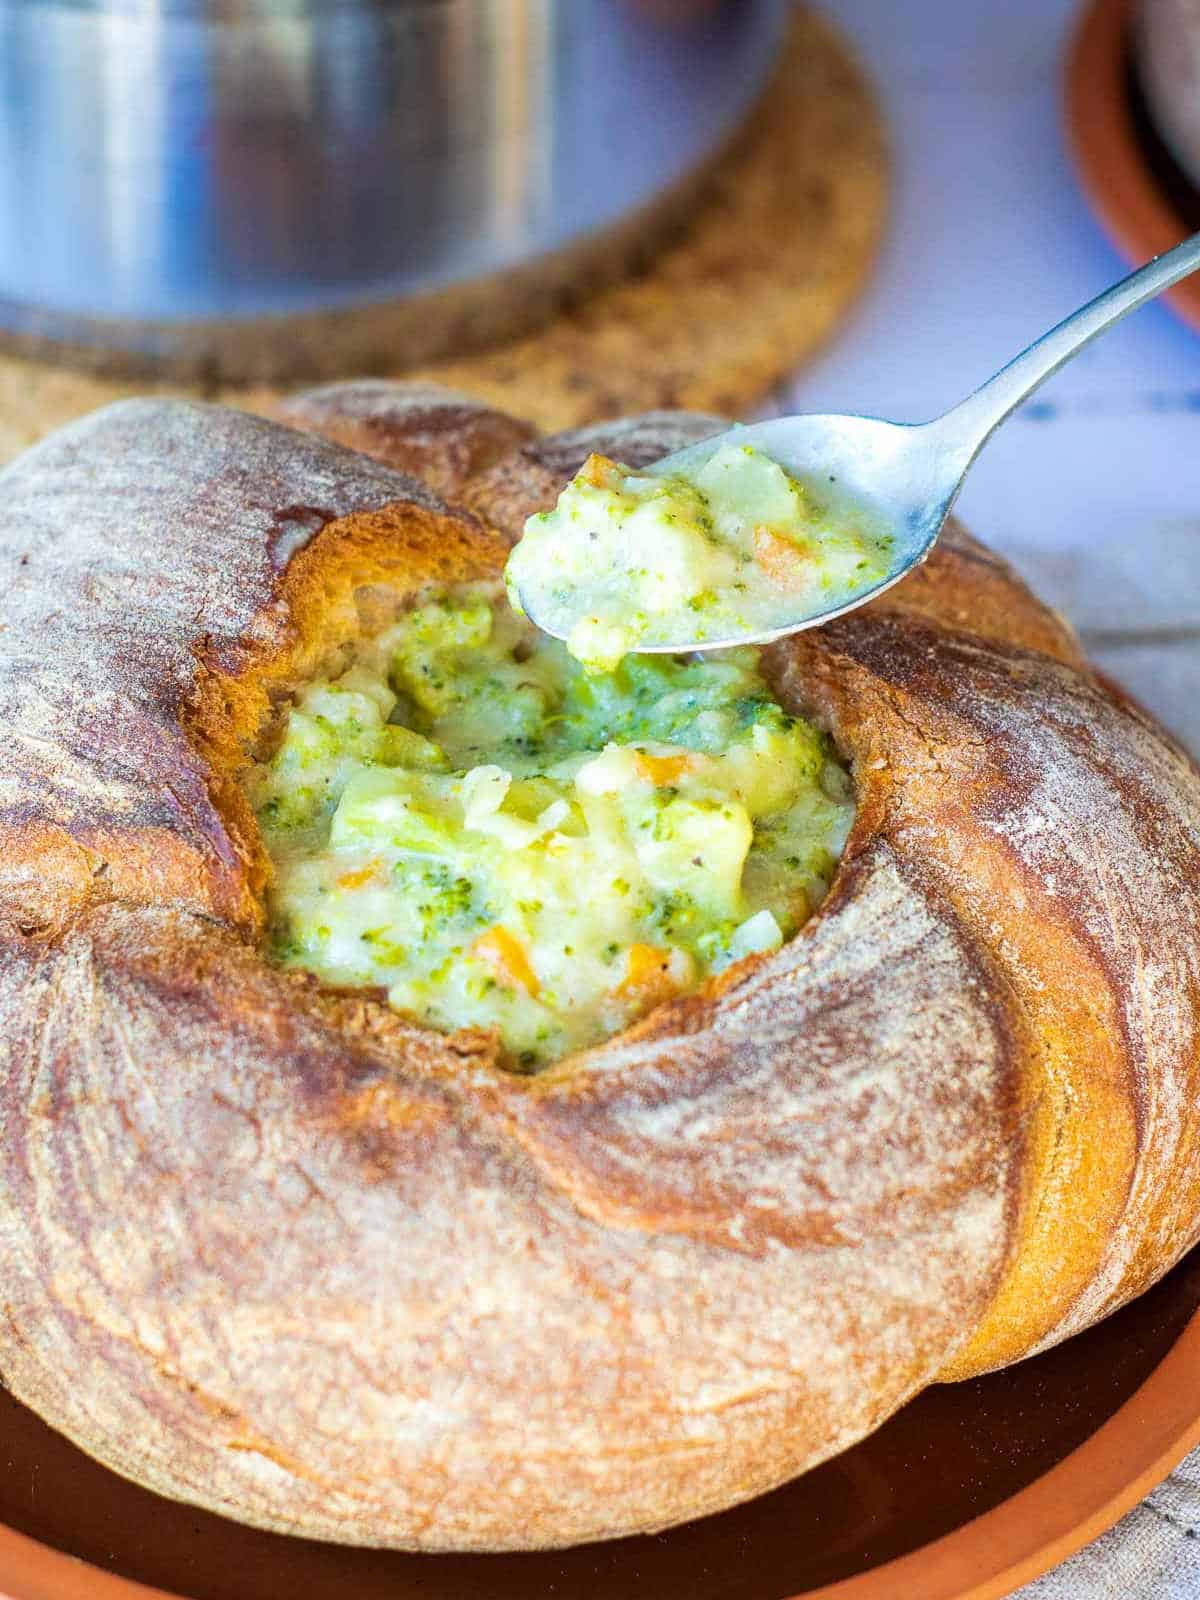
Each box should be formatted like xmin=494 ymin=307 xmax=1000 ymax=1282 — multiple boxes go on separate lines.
xmin=1066 ymin=0 xmax=1200 ymax=330
xmin=1 ymin=17 xmax=1197 ymax=1583
xmin=1 ymin=1241 xmax=1200 ymax=1600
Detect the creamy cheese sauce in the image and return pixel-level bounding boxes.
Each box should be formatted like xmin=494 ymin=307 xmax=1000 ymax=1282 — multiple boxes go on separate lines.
xmin=249 ymin=583 xmax=854 ymax=1067
xmin=505 ymin=442 xmax=894 ymax=671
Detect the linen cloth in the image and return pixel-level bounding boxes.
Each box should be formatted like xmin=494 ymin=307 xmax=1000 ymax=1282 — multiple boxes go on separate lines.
xmin=1017 ymin=1451 xmax=1200 ymax=1598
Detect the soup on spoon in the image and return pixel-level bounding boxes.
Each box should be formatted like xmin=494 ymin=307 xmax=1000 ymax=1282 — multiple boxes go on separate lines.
xmin=505 ymin=439 xmax=894 ymax=672
xmin=509 ymin=231 xmax=1200 ymax=669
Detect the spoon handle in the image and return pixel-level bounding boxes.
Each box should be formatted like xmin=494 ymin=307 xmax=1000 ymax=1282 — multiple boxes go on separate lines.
xmin=933 ymin=229 xmax=1200 ymax=463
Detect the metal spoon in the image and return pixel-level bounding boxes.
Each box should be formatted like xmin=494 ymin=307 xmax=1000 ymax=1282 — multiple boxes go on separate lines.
xmin=525 ymin=230 xmax=1200 ymax=655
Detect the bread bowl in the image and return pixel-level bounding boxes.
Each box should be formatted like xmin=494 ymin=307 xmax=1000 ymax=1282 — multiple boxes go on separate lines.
xmin=1 ymin=382 xmax=1198 ymax=1552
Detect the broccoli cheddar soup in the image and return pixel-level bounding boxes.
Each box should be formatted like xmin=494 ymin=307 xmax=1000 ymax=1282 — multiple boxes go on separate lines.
xmin=505 ymin=442 xmax=894 ymax=672
xmin=250 ymin=585 xmax=854 ymax=1067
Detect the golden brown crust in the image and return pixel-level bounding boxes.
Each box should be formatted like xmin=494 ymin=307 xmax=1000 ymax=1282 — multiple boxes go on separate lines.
xmin=0 ymin=382 xmax=1198 ymax=1549
xmin=269 ymin=381 xmax=538 ymax=501
xmin=0 ymin=870 xmax=1016 ymax=1549
xmin=0 ymin=398 xmax=501 ymax=937
xmin=769 ymin=591 xmax=1200 ymax=1376
xmin=464 ymin=407 xmax=726 ymax=542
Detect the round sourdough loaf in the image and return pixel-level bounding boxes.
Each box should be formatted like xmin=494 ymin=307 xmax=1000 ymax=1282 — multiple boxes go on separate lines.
xmin=1 ymin=383 xmax=1199 ymax=1551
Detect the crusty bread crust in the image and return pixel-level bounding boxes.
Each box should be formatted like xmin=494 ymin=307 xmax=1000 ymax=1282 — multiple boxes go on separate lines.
xmin=271 ymin=380 xmax=538 ymax=502
xmin=1 ymin=385 xmax=1198 ymax=1549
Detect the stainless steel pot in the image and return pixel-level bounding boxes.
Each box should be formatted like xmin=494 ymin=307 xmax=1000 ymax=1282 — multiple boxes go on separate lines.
xmin=0 ymin=0 xmax=787 ymax=380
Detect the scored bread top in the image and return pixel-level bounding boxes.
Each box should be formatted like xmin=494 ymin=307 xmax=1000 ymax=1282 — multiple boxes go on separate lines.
xmin=0 ymin=382 xmax=1197 ymax=1550
xmin=0 ymin=399 xmax=498 ymax=934
xmin=272 ymin=380 xmax=538 ymax=501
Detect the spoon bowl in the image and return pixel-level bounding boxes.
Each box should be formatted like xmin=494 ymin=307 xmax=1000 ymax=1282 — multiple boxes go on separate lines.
xmin=517 ymin=229 xmax=1200 ymax=657
xmin=615 ymin=412 xmax=970 ymax=651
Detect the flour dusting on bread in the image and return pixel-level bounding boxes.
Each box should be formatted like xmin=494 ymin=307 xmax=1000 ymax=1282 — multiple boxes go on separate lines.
xmin=0 ymin=384 xmax=1198 ymax=1547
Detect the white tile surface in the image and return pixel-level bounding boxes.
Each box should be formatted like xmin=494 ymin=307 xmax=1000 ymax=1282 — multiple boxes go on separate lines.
xmin=773 ymin=0 xmax=1200 ymax=558
xmin=770 ymin=0 xmax=1200 ymax=754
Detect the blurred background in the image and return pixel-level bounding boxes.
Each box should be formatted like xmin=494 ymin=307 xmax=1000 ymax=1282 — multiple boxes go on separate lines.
xmin=780 ymin=0 xmax=1200 ymax=749
xmin=783 ymin=0 xmax=1198 ymax=566
xmin=0 ymin=0 xmax=1197 ymax=741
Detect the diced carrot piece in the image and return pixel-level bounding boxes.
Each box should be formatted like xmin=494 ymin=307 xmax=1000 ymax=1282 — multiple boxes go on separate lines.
xmin=614 ymin=943 xmax=679 ymax=1010
xmin=337 ymin=860 xmax=381 ymax=890
xmin=753 ymin=526 xmax=817 ymax=590
xmin=577 ymin=452 xmax=621 ymax=490
xmin=472 ymin=926 xmax=540 ymax=997
xmin=632 ymin=751 xmax=691 ymax=786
